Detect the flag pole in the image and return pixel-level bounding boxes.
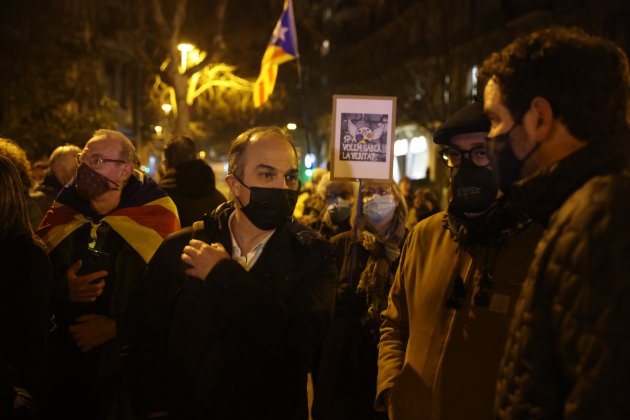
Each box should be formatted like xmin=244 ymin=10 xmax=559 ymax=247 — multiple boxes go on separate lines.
xmin=295 ymin=59 xmax=312 ymax=157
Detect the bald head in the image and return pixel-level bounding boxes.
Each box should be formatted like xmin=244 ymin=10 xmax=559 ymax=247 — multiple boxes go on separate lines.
xmin=50 ymin=144 xmax=81 ymax=186
xmin=88 ymin=129 xmax=136 ymax=164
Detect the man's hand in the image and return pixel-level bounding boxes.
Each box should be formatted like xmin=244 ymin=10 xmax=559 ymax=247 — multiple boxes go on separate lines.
xmin=68 ymin=314 xmax=116 ymax=353
xmin=181 ymin=239 xmax=229 ymax=280
xmin=67 ymin=260 xmax=107 ymax=303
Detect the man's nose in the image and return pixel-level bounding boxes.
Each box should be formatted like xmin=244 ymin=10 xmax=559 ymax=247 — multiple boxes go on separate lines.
xmin=271 ymin=177 xmax=289 ymax=189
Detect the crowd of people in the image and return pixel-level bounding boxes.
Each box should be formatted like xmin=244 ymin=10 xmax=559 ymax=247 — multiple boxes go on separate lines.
xmin=1 ymin=26 xmax=628 ymax=420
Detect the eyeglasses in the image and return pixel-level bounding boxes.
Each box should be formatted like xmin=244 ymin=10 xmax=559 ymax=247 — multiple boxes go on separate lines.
xmin=76 ymin=153 xmax=127 ymax=168
xmin=326 ymin=191 xmax=353 ymax=201
xmin=439 ymin=146 xmax=490 ymax=168
xmin=362 ymin=186 xmax=393 ymax=198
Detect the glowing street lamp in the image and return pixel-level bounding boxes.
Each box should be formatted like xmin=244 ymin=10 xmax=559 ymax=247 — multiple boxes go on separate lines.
xmin=177 ymin=43 xmax=195 ymax=72
xmin=154 ymin=125 xmax=163 ymax=136
xmin=286 ymin=122 xmax=297 ymax=130
xmin=161 ymin=103 xmax=173 ymax=114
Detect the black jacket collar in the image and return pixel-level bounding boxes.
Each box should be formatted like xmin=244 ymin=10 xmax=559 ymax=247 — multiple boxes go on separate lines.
xmin=510 ymin=132 xmax=630 ymax=226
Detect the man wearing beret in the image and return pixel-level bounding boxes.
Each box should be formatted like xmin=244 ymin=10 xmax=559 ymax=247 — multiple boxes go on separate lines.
xmin=375 ymin=102 xmax=542 ymax=420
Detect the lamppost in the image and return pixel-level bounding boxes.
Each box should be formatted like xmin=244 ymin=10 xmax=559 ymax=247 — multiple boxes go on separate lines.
xmin=177 ymin=43 xmax=194 ymax=73
xmin=161 ymin=103 xmax=172 ymax=138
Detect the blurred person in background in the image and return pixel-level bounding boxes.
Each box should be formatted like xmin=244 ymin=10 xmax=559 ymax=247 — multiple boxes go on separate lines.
xmin=314 ymin=179 xmax=407 ymax=420
xmin=0 ymin=155 xmax=52 ymax=420
xmin=0 ymin=138 xmax=44 ymax=230
xmin=35 ymin=144 xmax=81 ymax=213
xmin=159 ymin=135 xmax=226 ymax=227
xmin=405 ymin=187 xmax=441 ymax=230
xmin=294 ymin=167 xmax=327 ymax=221
xmin=30 ymin=160 xmax=48 ymax=185
xmin=309 ymin=172 xmax=357 ymax=240
xmin=398 ymin=176 xmax=413 ymax=210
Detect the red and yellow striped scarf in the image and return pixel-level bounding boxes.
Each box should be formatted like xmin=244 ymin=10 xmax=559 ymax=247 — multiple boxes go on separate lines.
xmin=37 ymin=172 xmax=180 ymax=263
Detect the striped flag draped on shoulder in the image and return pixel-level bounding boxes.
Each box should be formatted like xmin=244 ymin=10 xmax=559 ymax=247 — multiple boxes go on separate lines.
xmin=36 ymin=171 xmax=180 ymax=264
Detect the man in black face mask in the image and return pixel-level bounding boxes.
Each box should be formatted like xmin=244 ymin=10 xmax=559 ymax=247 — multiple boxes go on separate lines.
xmin=123 ymin=126 xmax=336 ymax=419
xmin=375 ymin=102 xmax=542 ymax=420
xmin=480 ymin=27 xmax=630 ymax=419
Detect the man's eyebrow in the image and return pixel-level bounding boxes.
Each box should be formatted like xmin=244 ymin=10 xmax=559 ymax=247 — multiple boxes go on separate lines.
xmin=255 ymin=163 xmax=277 ymax=172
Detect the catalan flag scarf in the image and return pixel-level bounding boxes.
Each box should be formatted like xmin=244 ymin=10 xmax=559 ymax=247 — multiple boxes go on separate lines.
xmin=37 ymin=171 xmax=180 ymax=263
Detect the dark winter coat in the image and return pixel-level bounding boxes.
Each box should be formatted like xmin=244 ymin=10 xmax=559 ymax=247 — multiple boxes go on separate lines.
xmin=0 ymin=228 xmax=51 ymax=417
xmin=159 ymin=159 xmax=226 ymax=227
xmin=495 ymin=135 xmax=630 ymax=419
xmin=40 ymin=173 xmax=178 ymax=420
xmin=314 ymin=221 xmax=407 ymax=420
xmin=123 ymin=202 xmax=336 ymax=420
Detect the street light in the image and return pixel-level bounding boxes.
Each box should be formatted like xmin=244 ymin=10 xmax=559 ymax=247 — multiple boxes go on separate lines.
xmin=287 ymin=122 xmax=297 ymax=130
xmin=161 ymin=103 xmax=173 ymax=114
xmin=177 ymin=43 xmax=195 ymax=72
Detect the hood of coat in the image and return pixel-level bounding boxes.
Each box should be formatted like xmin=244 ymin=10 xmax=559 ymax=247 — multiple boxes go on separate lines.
xmin=160 ymin=159 xmax=217 ymax=197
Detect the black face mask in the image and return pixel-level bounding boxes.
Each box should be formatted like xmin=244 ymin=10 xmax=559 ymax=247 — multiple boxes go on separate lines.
xmin=449 ymin=160 xmax=498 ymax=214
xmin=486 ymin=118 xmax=540 ymax=193
xmin=75 ymin=163 xmax=119 ymax=200
xmin=232 ymin=173 xmax=299 ymax=230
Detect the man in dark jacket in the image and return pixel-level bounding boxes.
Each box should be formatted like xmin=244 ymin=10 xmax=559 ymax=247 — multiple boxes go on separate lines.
xmin=37 ymin=129 xmax=180 ymax=420
xmin=124 ymin=126 xmax=336 ymax=419
xmin=480 ymin=27 xmax=630 ymax=418
xmin=160 ymin=135 xmax=226 ymax=227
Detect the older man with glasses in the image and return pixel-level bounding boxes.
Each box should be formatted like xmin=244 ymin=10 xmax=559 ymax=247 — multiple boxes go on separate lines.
xmin=375 ymin=102 xmax=543 ymax=420
xmin=36 ymin=129 xmax=179 ymax=420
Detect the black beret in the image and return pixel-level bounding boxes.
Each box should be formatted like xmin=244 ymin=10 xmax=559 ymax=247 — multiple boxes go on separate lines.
xmin=432 ymin=102 xmax=490 ymax=145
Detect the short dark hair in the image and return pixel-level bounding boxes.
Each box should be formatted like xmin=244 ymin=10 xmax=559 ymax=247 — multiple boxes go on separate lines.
xmin=478 ymin=26 xmax=630 ymax=143
xmin=228 ymin=126 xmax=296 ymax=178
xmin=164 ymin=136 xmax=197 ymax=169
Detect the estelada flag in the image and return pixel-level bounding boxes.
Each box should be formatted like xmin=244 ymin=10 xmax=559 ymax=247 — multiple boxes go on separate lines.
xmin=253 ymin=0 xmax=299 ymax=108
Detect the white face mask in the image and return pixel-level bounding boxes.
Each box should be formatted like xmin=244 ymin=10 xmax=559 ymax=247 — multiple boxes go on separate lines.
xmin=363 ymin=194 xmax=396 ymax=224
xmin=327 ymin=197 xmax=352 ymax=223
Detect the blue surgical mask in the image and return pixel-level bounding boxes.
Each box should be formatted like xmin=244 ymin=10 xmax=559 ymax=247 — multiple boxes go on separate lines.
xmin=363 ymin=194 xmax=396 ymax=224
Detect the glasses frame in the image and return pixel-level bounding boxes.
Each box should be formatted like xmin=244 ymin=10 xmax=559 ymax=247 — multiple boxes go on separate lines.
xmin=76 ymin=153 xmax=127 ymax=168
xmin=438 ymin=145 xmax=490 ymax=168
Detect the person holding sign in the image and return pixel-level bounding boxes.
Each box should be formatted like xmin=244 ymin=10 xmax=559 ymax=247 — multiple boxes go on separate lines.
xmin=314 ymin=179 xmax=407 ymax=420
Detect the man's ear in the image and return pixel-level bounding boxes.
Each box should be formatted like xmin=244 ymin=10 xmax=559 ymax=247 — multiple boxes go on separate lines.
xmin=530 ymin=97 xmax=555 ymax=143
xmin=121 ymin=162 xmax=134 ymax=180
xmin=225 ymin=173 xmax=240 ymax=196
